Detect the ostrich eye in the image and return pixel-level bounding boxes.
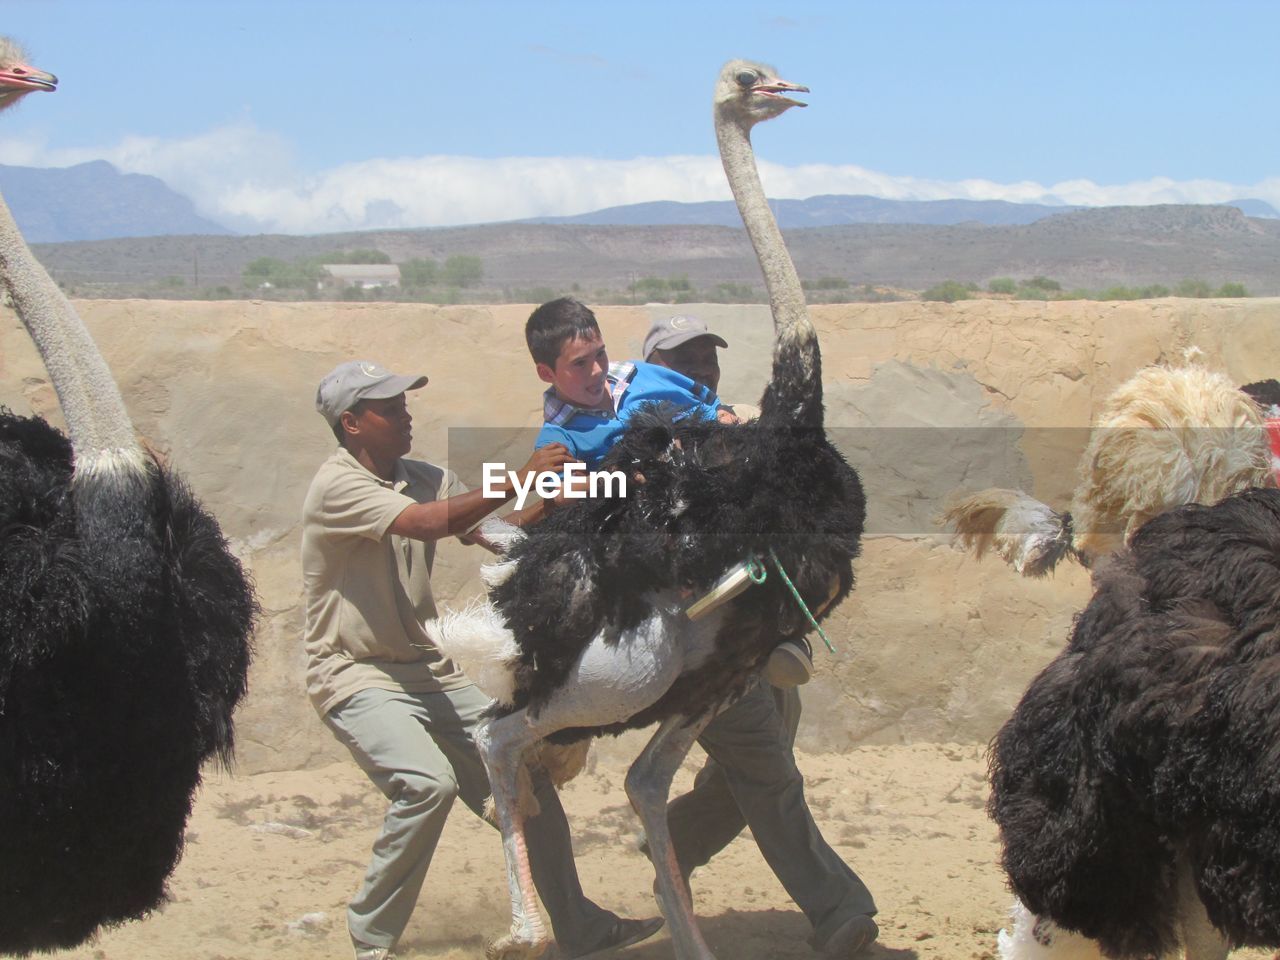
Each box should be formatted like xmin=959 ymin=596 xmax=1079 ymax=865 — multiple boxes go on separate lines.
xmin=735 ymin=70 xmax=757 ymax=88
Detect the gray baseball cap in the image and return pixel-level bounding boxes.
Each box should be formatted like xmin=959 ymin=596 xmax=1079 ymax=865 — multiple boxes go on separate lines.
xmin=315 ymin=360 xmax=428 ymax=427
xmin=642 ymin=315 xmax=728 ymax=360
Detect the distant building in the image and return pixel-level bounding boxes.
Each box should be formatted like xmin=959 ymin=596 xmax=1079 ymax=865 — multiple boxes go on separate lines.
xmin=321 ymin=264 xmax=401 ymax=290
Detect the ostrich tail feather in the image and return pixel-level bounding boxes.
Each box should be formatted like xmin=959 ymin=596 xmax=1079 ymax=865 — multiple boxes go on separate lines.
xmin=475 ymin=517 xmax=526 ymax=554
xmin=474 ymin=519 xmax=526 ymax=587
xmin=480 ymin=556 xmax=520 ymax=589
xmin=426 ymin=599 xmax=520 ymax=705
xmin=942 ymin=488 xmax=1075 ymax=577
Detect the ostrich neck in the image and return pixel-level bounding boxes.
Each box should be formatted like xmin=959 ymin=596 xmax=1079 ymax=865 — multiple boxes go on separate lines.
xmin=0 ymin=188 xmax=142 ymax=474
xmin=716 ymin=111 xmax=821 ymax=425
xmin=715 ymin=115 xmax=814 ymax=346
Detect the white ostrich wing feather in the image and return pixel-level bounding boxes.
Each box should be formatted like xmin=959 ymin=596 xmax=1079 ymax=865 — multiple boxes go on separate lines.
xmin=475 ymin=516 xmax=526 ymax=554
xmin=424 ymin=599 xmax=520 ymax=706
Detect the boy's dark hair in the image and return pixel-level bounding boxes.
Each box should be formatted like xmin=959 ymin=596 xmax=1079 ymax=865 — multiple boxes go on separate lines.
xmin=525 ymin=297 xmax=601 ymax=368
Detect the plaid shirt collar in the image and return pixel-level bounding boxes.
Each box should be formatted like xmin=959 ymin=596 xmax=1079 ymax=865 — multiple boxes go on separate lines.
xmin=542 ymin=360 xmax=636 ymax=426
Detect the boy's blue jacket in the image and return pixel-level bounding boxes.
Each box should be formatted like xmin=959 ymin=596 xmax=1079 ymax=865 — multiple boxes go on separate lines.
xmin=536 ymin=360 xmax=720 ymax=468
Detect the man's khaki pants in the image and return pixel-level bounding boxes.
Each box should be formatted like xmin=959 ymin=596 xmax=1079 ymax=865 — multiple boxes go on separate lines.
xmin=324 ymin=684 xmax=617 ymax=952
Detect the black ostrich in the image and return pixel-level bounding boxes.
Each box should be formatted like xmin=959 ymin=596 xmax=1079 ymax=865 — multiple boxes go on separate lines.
xmin=0 ymin=39 xmax=255 ymax=954
xmin=989 ymin=486 xmax=1280 ymax=960
xmin=429 ymin=60 xmax=864 ymax=960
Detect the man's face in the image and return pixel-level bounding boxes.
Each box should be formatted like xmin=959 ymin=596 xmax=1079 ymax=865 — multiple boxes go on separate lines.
xmin=652 ymin=337 xmax=721 ymax=393
xmin=537 ymin=331 xmax=610 ymax=409
xmin=342 ymin=393 xmax=413 ymax=457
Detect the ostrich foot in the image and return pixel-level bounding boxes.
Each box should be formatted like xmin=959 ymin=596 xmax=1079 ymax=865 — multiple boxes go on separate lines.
xmin=484 ymin=932 xmax=549 ymax=960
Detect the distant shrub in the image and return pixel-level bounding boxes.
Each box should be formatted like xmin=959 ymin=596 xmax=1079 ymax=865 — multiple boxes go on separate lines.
xmin=708 ymin=281 xmax=758 ymax=302
xmin=400 ymin=257 xmax=439 ymax=286
xmin=1175 ymin=278 xmax=1212 ymax=298
xmin=921 ymin=280 xmax=972 ymax=303
xmin=514 ymin=286 xmax=558 ymax=303
xmin=1024 ymin=275 xmax=1062 ymax=292
xmin=987 ymin=277 xmax=1016 ymax=294
xmin=1139 ymin=284 xmax=1170 ymax=298
xmin=441 ymin=255 xmax=483 ymax=288
xmin=1100 ymin=286 xmax=1140 ymax=301
xmin=1217 ymin=281 xmax=1249 ymax=298
xmin=243 ymin=256 xmax=323 ymax=290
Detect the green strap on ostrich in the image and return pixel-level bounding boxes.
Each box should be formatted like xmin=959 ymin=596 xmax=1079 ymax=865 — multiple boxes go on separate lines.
xmin=749 ymin=550 xmax=837 ymax=654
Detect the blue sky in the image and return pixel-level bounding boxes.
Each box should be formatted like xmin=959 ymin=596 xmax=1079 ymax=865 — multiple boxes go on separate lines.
xmin=4 ymin=0 xmax=1278 ymax=234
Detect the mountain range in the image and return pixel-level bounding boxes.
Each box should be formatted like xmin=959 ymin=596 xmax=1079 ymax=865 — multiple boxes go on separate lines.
xmin=29 ymin=202 xmax=1280 ymax=298
xmin=2 ymin=160 xmax=1277 ymax=242
xmin=0 ymin=160 xmax=230 ymax=242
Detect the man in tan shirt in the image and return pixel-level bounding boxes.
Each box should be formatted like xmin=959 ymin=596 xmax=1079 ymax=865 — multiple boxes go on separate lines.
xmin=302 ymin=360 xmax=660 ymax=960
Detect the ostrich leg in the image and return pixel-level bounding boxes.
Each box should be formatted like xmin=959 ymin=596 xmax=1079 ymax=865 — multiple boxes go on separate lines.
xmin=626 ymin=712 xmax=716 ymax=960
xmin=996 ymin=900 xmax=1103 ymax=960
xmin=476 ymin=712 xmax=551 ymax=960
xmin=476 ymin=600 xmax=722 ymax=959
xmin=1174 ymin=861 xmax=1228 ymax=960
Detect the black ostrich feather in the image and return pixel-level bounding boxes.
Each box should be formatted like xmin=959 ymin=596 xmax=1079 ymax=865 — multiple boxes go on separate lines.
xmin=990 ymin=487 xmax=1280 ymax=958
xmin=0 ymin=410 xmax=256 ymax=955
xmin=489 ymin=395 xmax=863 ymax=742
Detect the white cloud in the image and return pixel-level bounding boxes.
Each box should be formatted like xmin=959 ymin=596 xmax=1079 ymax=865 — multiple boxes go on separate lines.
xmin=3 ymin=122 xmax=1279 ymax=234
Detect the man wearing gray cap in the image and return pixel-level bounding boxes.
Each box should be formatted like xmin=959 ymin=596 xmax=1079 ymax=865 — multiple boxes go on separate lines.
xmin=302 ymin=360 xmax=661 ymax=960
xmin=642 ymin=319 xmax=879 ymax=958
xmin=641 ymin=315 xmax=729 ymax=405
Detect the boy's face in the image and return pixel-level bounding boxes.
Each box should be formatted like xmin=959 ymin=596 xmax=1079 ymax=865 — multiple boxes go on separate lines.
xmin=537 ymin=331 xmax=610 ymax=409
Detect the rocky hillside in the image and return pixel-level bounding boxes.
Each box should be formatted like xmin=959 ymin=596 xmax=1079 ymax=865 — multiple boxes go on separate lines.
xmin=26 ymin=203 xmax=1280 ymax=297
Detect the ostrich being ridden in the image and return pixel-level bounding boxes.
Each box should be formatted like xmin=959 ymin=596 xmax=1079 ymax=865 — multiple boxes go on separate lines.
xmin=990 ymin=486 xmax=1280 ymax=960
xmin=428 ymin=61 xmax=864 ymax=960
xmin=0 ymin=39 xmax=255 ymax=954
xmin=944 ymin=363 xmax=1273 ymax=577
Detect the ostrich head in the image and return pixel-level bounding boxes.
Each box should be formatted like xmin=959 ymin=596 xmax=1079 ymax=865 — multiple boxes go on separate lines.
xmin=0 ymin=38 xmax=57 ymax=113
xmin=714 ymin=59 xmax=808 ymax=132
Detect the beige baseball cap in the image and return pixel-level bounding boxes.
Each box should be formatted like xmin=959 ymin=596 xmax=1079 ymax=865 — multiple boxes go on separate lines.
xmin=315 ymin=360 xmax=428 ymax=427
xmin=642 ymin=315 xmax=728 ymax=361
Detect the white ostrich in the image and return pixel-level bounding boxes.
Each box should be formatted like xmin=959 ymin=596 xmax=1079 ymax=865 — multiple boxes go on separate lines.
xmin=429 ymin=60 xmax=865 ymax=960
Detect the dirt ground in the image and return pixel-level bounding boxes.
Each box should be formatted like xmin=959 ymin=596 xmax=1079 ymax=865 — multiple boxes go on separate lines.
xmin=51 ymin=742 xmax=1017 ymax=960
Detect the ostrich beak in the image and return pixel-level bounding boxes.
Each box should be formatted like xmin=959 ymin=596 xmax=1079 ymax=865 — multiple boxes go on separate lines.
xmin=754 ymin=76 xmax=809 ymax=108
xmin=0 ymin=59 xmax=58 ymax=99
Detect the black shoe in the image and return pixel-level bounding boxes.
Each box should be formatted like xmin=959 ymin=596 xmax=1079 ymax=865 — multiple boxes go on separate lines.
xmin=811 ymin=914 xmax=878 ymax=958
xmin=562 ymin=916 xmax=665 ymax=960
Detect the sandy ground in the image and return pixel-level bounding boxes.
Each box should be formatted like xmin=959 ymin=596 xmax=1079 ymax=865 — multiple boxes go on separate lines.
xmin=51 ymin=742 xmax=1013 ymax=960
